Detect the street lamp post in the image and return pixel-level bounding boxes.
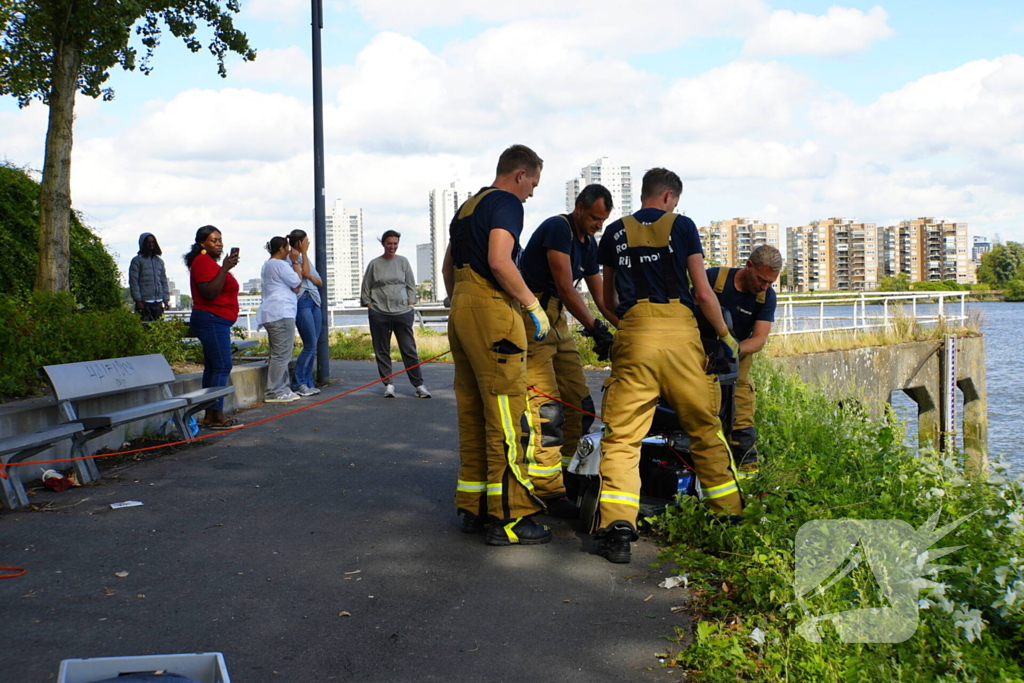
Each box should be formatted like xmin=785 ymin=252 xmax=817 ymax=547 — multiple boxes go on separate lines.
xmin=311 ymin=0 xmax=329 ymax=383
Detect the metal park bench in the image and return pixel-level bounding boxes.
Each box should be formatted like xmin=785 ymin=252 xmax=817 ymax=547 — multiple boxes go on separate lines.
xmin=0 ymin=423 xmax=83 ymax=510
xmin=38 ymin=354 xmax=235 ymax=484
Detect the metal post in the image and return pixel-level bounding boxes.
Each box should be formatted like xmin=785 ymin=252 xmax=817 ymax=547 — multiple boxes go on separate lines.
xmin=311 ymin=0 xmax=330 ymax=383
xmin=942 ymin=334 xmax=957 ymax=454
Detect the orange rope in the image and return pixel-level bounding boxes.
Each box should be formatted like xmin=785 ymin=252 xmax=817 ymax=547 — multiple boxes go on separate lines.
xmin=0 ymin=566 xmax=26 ymax=579
xmin=526 ymin=385 xmax=603 ymax=422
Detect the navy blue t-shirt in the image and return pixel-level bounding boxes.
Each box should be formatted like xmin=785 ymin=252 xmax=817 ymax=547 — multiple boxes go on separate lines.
xmin=519 ymin=215 xmax=599 ymax=296
xmin=449 ymin=187 xmax=524 ymax=290
xmin=703 ymin=267 xmax=777 ymax=340
xmin=596 ymin=209 xmax=703 ymax=317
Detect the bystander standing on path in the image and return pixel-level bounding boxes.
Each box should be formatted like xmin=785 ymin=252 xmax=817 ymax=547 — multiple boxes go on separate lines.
xmin=185 ymin=225 xmax=244 ymax=430
xmin=288 ymin=229 xmax=323 ymax=397
xmin=257 ymin=236 xmax=303 ymax=404
xmin=129 ymin=233 xmax=170 ymax=321
xmin=360 ymin=230 xmax=431 ymax=399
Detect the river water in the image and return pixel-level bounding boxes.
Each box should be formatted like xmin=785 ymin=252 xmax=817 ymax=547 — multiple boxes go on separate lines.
xmin=885 ymin=302 xmax=1023 ymax=469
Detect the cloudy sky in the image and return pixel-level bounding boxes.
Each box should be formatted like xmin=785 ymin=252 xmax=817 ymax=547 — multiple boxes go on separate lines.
xmin=2 ymin=0 xmax=1023 ymax=289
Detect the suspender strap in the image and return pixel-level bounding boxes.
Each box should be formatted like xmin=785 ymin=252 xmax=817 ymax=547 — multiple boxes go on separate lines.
xmin=457 ymin=188 xmax=498 ymax=219
xmin=622 ymin=213 xmax=680 ymax=301
xmin=714 ymin=267 xmax=735 ymax=294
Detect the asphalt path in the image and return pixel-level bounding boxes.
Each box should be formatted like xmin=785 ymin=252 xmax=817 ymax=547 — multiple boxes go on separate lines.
xmin=1 ymin=360 xmax=690 ymax=682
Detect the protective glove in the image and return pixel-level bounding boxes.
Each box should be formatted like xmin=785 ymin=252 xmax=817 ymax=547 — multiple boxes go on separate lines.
xmin=582 ymin=319 xmax=615 ymax=361
xmin=524 ymin=299 xmax=550 ymax=341
xmin=719 ymin=331 xmax=739 ymax=360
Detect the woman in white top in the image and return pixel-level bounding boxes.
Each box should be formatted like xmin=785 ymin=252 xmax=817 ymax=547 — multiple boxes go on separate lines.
xmin=359 ymin=230 xmax=430 ymax=398
xmin=256 ymin=236 xmax=303 ymax=402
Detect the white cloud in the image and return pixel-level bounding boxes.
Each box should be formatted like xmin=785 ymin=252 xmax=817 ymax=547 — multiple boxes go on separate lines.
xmin=350 ymin=0 xmax=768 ymax=53
xmin=657 ymin=61 xmax=816 ymax=140
xmin=811 ymin=56 xmax=1024 ymax=165
xmin=243 ymin=0 xmax=311 ymax=23
xmin=124 ymin=88 xmax=310 ymax=162
xmin=744 ymin=6 xmax=893 ymax=56
xmin=233 ymin=46 xmax=311 ymax=84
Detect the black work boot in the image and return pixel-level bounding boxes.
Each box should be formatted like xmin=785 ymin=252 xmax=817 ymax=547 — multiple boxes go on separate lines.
xmin=486 ymin=516 xmax=553 ymax=546
xmin=541 ymin=494 xmax=580 ymax=519
xmin=458 ymin=508 xmax=486 ymax=534
xmin=594 ymin=522 xmax=639 ymax=564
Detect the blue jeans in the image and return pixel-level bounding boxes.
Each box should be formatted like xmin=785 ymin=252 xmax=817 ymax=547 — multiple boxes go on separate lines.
xmin=190 ymin=308 xmax=234 ymax=411
xmin=293 ymin=293 xmax=322 ymax=389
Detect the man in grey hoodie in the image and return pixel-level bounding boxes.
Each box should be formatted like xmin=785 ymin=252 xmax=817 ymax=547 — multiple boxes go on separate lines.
xmin=129 ymin=233 xmax=170 ymax=322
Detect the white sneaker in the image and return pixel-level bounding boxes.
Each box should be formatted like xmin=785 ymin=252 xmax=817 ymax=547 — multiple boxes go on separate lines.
xmin=414 ymin=385 xmax=432 ymax=399
xmin=266 ymin=392 xmax=301 ymax=403
xmin=296 ymin=384 xmax=319 ymax=397
xmin=383 ymin=384 xmax=396 ymax=398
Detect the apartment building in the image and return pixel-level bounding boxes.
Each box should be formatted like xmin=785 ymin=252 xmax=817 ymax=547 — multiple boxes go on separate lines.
xmin=699 ymin=218 xmax=781 ymax=268
xmin=428 ymin=182 xmax=474 ymax=299
xmin=891 ymin=218 xmax=971 ymax=284
xmin=786 ymin=217 xmax=972 ymax=291
xmin=324 ymin=200 xmax=364 ymax=305
xmin=565 ymin=157 xmax=632 ymax=224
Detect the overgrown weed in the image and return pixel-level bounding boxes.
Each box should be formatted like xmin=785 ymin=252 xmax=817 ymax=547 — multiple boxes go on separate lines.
xmin=654 ymin=361 xmax=1024 ymax=681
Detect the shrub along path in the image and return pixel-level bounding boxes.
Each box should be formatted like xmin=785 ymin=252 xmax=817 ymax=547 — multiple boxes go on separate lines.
xmin=0 ymin=360 xmax=687 ymax=682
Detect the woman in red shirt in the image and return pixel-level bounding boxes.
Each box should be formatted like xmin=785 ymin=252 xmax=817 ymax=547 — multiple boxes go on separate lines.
xmin=185 ymin=225 xmax=243 ymax=429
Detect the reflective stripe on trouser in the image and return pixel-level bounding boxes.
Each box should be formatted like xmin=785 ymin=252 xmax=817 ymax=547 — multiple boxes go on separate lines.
xmin=523 ymin=297 xmax=591 ymax=497
xmin=732 ymin=353 xmax=759 ymax=478
xmin=593 ymin=301 xmax=743 ymax=531
xmin=450 ymin=267 xmax=541 ymax=520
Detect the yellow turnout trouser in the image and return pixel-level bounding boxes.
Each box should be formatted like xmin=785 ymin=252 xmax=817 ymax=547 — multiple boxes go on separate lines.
xmin=733 ymin=353 xmax=755 ymax=434
xmin=523 ymin=296 xmax=594 ymax=497
xmin=450 ymin=268 xmax=541 ymax=520
xmin=593 ymin=302 xmax=743 ymax=530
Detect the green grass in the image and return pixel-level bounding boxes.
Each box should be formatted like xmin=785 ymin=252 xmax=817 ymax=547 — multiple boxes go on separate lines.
xmin=652 ymin=360 xmax=1024 ymax=682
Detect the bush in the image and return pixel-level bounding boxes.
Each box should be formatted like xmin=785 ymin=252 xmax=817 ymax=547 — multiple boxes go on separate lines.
xmin=0 ymin=292 xmax=196 ymax=400
xmin=1004 ymin=280 xmax=1024 ymax=302
xmin=0 ymin=163 xmax=121 ymax=310
xmin=912 ymin=280 xmax=970 ymax=291
xmin=655 ymin=362 xmax=1024 ymax=681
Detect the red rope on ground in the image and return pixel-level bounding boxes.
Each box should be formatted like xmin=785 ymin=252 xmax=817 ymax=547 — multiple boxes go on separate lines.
xmin=1 ymin=566 xmax=27 ymax=579
xmin=2 ymin=351 xmax=452 ymax=470
xmin=526 ymin=385 xmax=603 ymax=422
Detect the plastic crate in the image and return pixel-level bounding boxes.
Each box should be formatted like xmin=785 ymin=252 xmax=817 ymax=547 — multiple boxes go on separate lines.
xmin=57 ymin=652 xmax=229 ymax=683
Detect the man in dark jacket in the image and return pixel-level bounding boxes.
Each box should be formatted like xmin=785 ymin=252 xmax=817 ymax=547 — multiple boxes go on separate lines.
xmin=129 ymin=233 xmax=170 ymax=321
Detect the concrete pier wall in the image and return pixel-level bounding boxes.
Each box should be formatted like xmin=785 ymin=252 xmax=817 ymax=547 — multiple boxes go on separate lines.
xmin=0 ymin=362 xmax=268 ymax=487
xmin=771 ymin=335 xmax=987 ymax=470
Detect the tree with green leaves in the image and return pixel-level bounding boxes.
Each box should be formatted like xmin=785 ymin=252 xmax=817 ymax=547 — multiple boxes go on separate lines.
xmin=0 ymin=1 xmax=255 ymax=293
xmin=976 ymin=242 xmax=1024 ymax=286
xmin=878 ymin=272 xmax=911 ymax=292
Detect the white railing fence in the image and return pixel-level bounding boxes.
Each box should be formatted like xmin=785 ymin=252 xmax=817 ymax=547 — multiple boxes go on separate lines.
xmin=774 ymin=291 xmax=969 ymax=336
xmin=166 ymin=293 xmax=968 ymax=338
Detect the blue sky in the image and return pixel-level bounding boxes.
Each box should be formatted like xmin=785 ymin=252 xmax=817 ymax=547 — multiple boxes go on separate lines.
xmin=2 ymin=0 xmax=1023 ymax=288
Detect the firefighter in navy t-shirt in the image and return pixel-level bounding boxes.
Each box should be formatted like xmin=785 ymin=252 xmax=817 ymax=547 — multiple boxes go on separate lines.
xmin=702 ymin=244 xmax=782 ymax=477
xmin=517 ymin=184 xmax=617 ymax=518
xmin=591 ymin=168 xmax=743 ymax=564
xmin=441 ymin=144 xmax=553 ymax=547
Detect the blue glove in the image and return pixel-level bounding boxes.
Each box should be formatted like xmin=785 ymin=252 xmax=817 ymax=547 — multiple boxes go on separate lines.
xmin=524 ymin=300 xmax=549 ymax=341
